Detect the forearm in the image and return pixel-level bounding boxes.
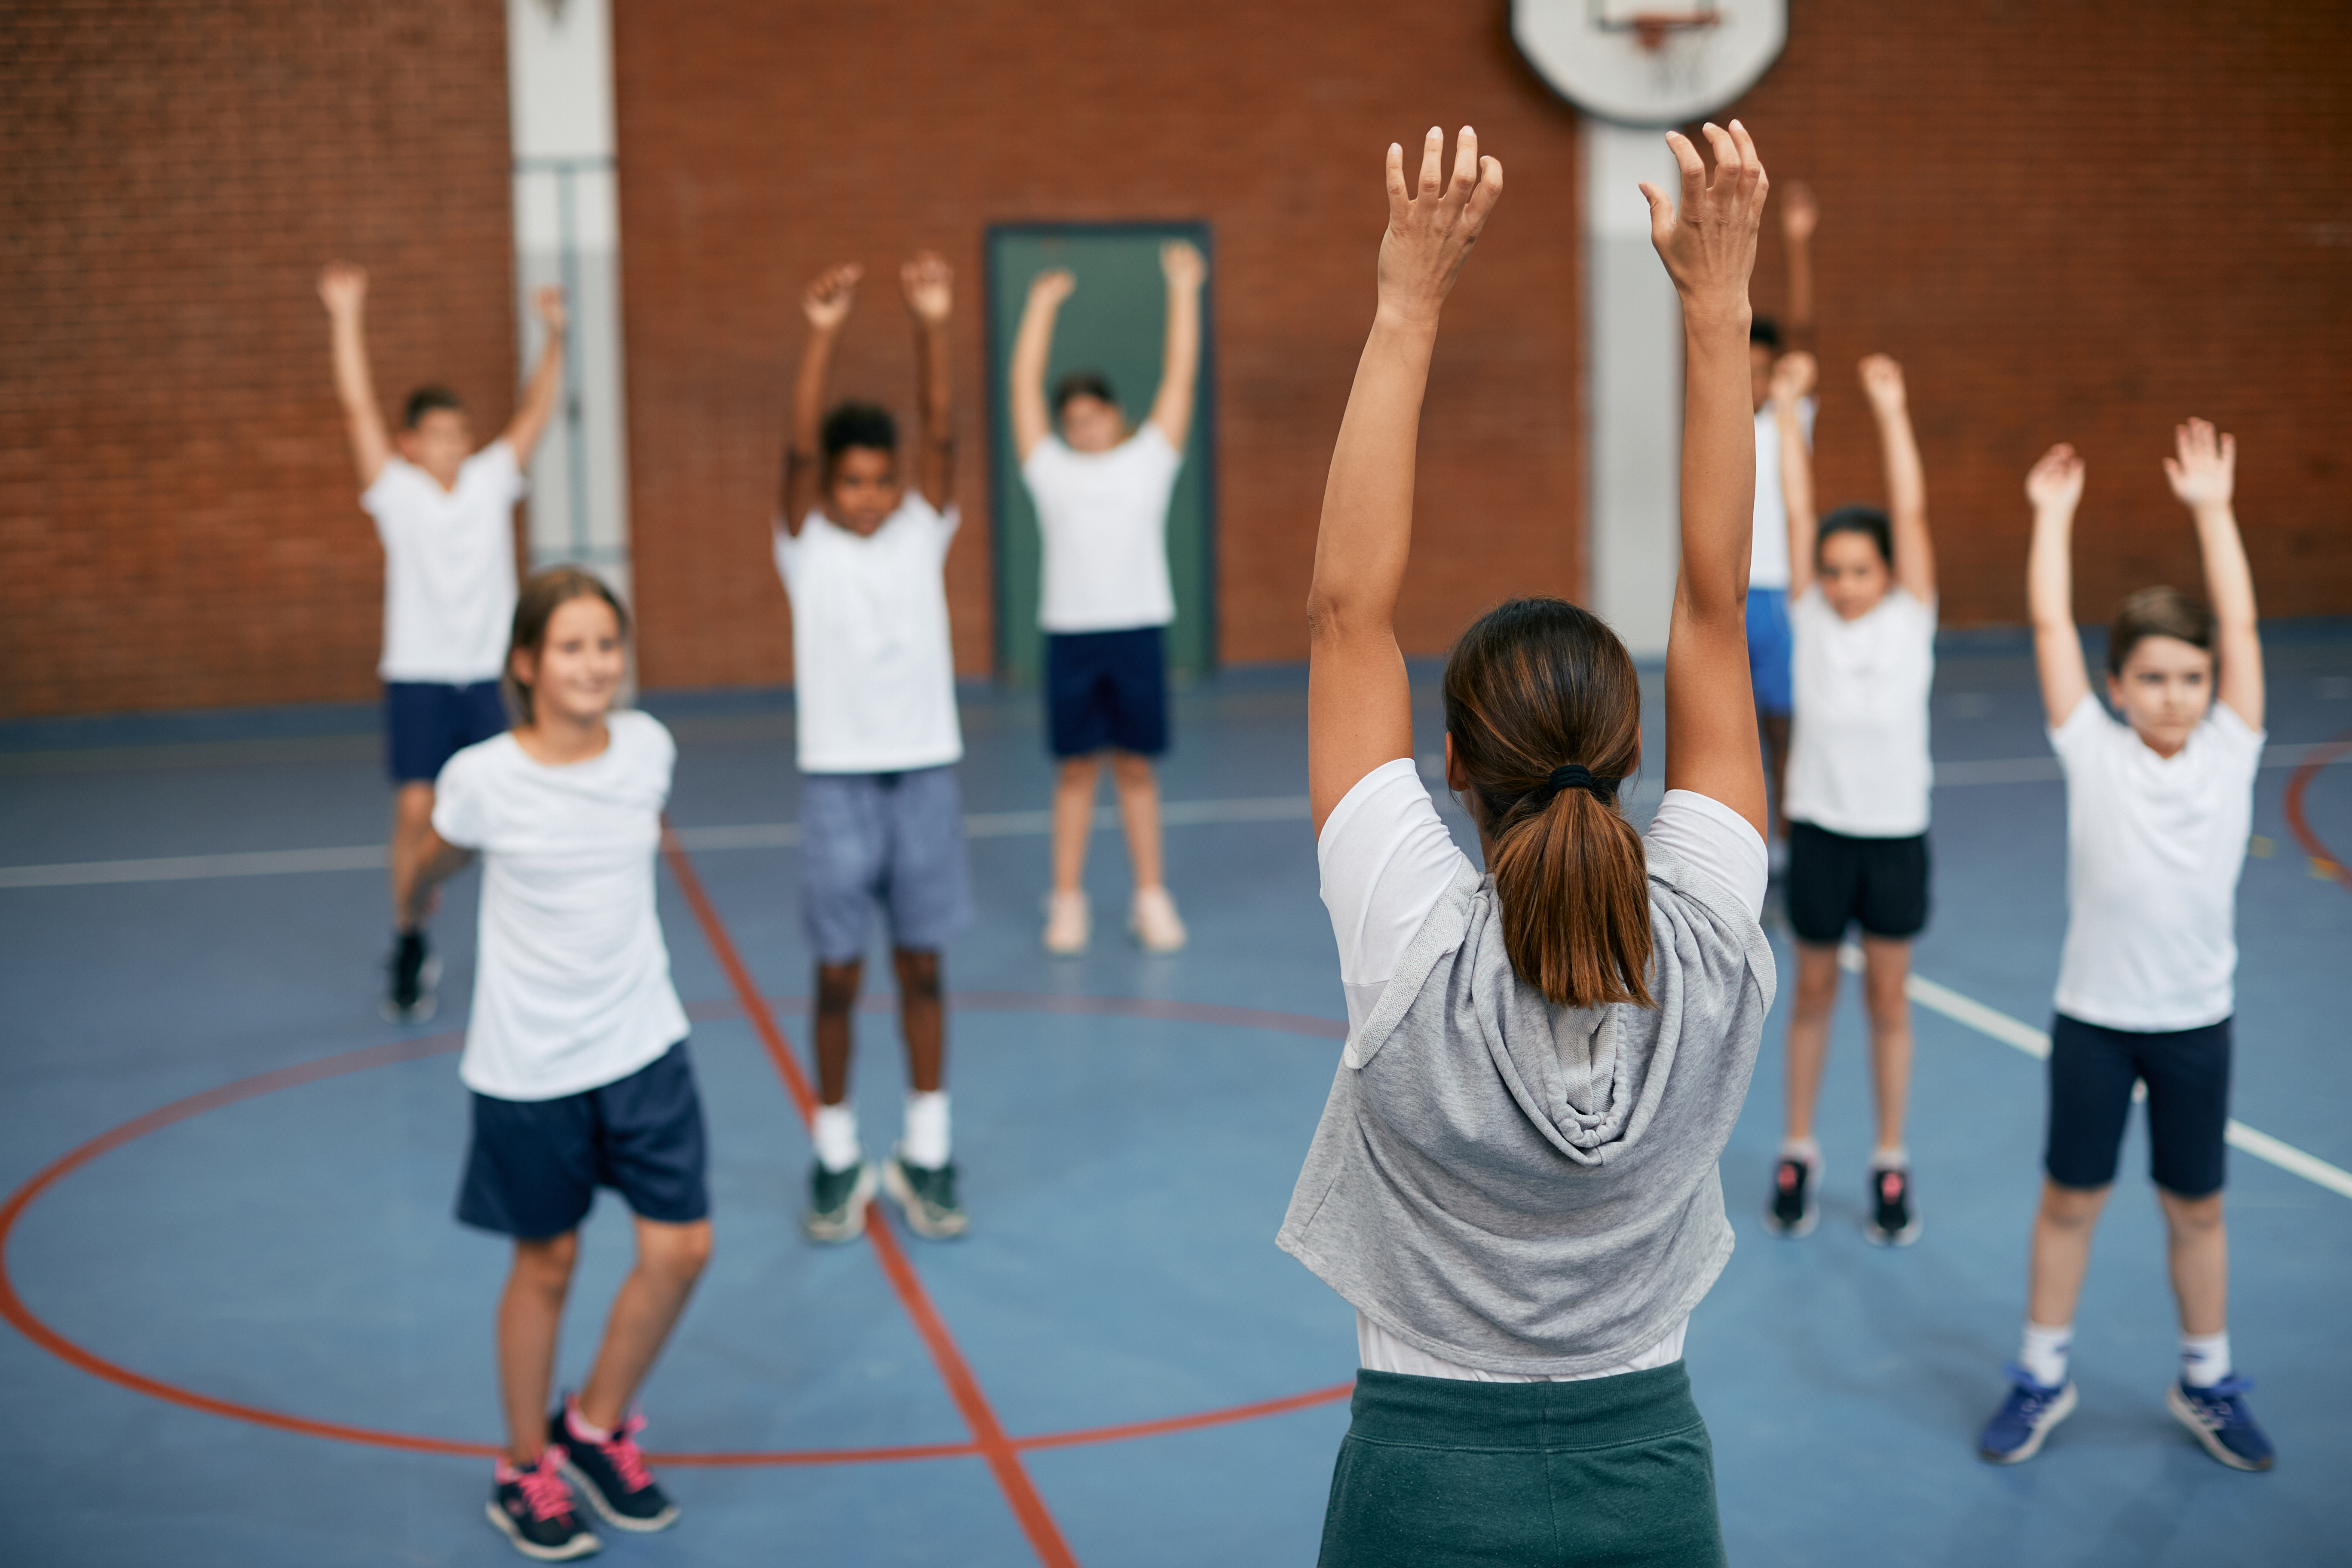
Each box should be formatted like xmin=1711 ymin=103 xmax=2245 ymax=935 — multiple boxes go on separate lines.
xmin=328 ymin=310 xmax=377 ymax=415
xmin=1778 ymin=403 xmax=1816 ymax=593
xmin=1308 ymin=309 xmax=1437 ymax=634
xmin=1875 ymin=401 xmax=1931 ymax=592
xmin=2192 ymin=505 xmax=2257 ymax=631
xmin=2025 ymin=508 xmax=2077 ymax=631
xmin=399 ymin=836 xmax=472 ymax=927
xmin=791 ymin=329 xmax=839 ymax=458
xmin=1009 ymin=303 xmax=1057 ymax=449
xmin=913 ymin=319 xmax=951 ymax=443
xmin=1152 ymin=281 xmax=1200 ymax=435
xmin=1676 ymin=302 xmax=1757 ymax=616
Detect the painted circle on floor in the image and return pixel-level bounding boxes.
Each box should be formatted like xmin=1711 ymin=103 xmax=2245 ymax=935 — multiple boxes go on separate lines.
xmin=0 ymin=995 xmax=1353 ymax=1466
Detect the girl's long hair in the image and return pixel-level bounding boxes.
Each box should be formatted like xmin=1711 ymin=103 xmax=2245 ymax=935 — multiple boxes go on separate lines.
xmin=504 ymin=565 xmax=629 ymax=724
xmin=1442 ymin=597 xmax=1652 ymax=1008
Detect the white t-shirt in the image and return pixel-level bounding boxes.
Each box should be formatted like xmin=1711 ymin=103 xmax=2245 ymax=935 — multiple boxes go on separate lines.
xmin=2050 ymin=696 xmax=2263 ymax=1032
xmin=1784 ymin=585 xmax=1936 ymax=838
xmin=363 ymin=441 xmax=524 ymax=684
xmin=1748 ymin=398 xmax=1815 ymax=592
xmin=1022 ymin=425 xmax=1183 ymax=633
xmin=432 ymin=711 xmax=691 ymax=1101
xmin=1317 ymin=758 xmax=1767 ymax=1381
xmin=773 ymin=495 xmax=964 ymax=775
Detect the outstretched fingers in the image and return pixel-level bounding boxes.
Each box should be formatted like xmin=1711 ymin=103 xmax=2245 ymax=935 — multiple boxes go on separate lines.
xmin=1417 ymin=126 xmax=1446 ymax=199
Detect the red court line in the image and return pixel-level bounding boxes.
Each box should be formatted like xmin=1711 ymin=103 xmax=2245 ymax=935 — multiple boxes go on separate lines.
xmin=2282 ymin=729 xmax=2351 ymax=894
xmin=1011 ymin=1382 xmax=1354 ymax=1453
xmin=659 ymin=828 xmax=1081 ymax=1568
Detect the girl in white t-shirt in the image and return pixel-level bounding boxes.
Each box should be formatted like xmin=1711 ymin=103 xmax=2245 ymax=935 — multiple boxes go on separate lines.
xmin=1761 ymin=351 xmax=1939 ymax=1248
xmin=407 ymin=567 xmax=710 ymax=1559
xmin=1292 ymin=123 xmax=1774 ymax=1567
xmin=1977 ymin=423 xmax=2273 ymax=1473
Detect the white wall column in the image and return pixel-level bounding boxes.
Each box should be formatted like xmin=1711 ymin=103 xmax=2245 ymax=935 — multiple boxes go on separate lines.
xmin=507 ymin=0 xmax=631 ymax=598
xmin=1583 ymin=120 xmax=1684 ymax=658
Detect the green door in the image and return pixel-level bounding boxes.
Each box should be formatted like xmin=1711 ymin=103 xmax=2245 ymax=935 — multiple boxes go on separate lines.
xmin=984 ymin=222 xmax=1216 ymax=688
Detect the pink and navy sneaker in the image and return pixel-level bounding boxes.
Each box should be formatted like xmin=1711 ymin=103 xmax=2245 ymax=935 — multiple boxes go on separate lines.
xmin=487 ymin=1449 xmax=599 ymax=1560
xmin=553 ymin=1397 xmax=680 ymax=1531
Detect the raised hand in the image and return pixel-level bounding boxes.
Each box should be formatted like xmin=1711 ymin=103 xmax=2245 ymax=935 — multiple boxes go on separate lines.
xmin=1769 ymin=349 xmax=1817 ymax=408
xmin=1780 ymin=180 xmax=1819 ymax=243
xmin=1641 ymin=120 xmax=1766 ymax=311
xmin=1377 ymin=126 xmax=1504 ymax=324
xmin=1028 ymin=267 xmax=1075 ymax=309
xmin=533 ymin=284 xmax=568 ymax=334
xmin=803 ymin=263 xmax=863 ymax=333
xmin=2163 ymin=417 xmax=2236 ymax=512
xmin=1161 ymin=239 xmax=1207 ymax=291
xmin=1858 ymin=353 xmax=1906 ymax=414
xmin=317 ymin=260 xmax=368 ymax=314
xmin=901 ymin=250 xmax=953 ymax=326
xmin=2026 ymin=443 xmax=2086 ymax=513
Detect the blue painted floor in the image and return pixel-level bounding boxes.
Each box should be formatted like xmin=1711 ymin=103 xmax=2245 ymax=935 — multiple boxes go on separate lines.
xmin=2 ymin=624 xmax=2348 ymax=1566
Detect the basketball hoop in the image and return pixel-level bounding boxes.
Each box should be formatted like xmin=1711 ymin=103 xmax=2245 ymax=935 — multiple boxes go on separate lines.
xmin=1619 ymin=10 xmax=1720 ymax=53
xmin=1513 ymin=0 xmax=1777 ymax=127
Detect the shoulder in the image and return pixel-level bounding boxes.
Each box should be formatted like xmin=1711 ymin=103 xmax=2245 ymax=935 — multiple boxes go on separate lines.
xmin=435 ymin=730 xmax=517 ymax=799
xmin=2201 ymin=700 xmax=2266 ymax=762
xmin=1132 ymin=423 xmax=1183 ymax=460
xmin=1645 ymin=790 xmax=1769 ymax=919
xmin=1022 ymin=435 xmax=1072 ymax=477
xmin=2048 ymin=692 xmax=2119 ymax=761
xmin=611 ymin=709 xmax=673 ymax=753
xmin=1882 ymin=587 xmax=1938 ymax=634
xmin=362 ymin=456 xmax=420 ymax=509
xmin=891 ymin=490 xmax=959 ymax=541
xmin=464 ymin=439 xmax=523 ymax=485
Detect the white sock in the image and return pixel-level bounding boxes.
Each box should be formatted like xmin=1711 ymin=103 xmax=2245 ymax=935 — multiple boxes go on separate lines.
xmin=564 ymin=1397 xmax=610 ymax=1444
xmin=1778 ymin=1136 xmax=1821 ymax=1167
xmin=813 ymin=1102 xmax=862 ymax=1173
xmin=1869 ymin=1145 xmax=1909 ymax=1172
xmin=2020 ymin=1321 xmax=2073 ymax=1389
xmin=2180 ymin=1330 xmax=2231 ymax=1389
xmin=902 ymin=1090 xmax=951 ymax=1169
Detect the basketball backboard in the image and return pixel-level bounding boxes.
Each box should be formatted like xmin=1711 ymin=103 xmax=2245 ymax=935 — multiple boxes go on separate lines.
xmin=1513 ymin=0 xmax=1786 ymax=127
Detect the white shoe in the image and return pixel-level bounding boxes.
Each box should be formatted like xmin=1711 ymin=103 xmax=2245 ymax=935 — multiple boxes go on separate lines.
xmin=1130 ymin=885 xmax=1187 ymax=953
xmin=1042 ymin=889 xmax=1090 ymax=955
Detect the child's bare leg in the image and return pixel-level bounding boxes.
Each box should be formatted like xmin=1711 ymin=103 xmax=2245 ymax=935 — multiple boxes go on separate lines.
xmin=1050 ymin=756 xmax=1100 ymax=894
xmin=894 ymin=947 xmax=944 ymax=1094
xmin=498 ymin=1232 xmax=578 ymax=1466
xmin=1760 ymin=714 xmax=1791 ymax=842
xmin=2027 ymin=1180 xmax=2110 ymax=1329
xmin=2158 ymin=1188 xmax=2228 ymax=1337
xmin=389 ymin=782 xmax=437 ymax=929
xmin=1109 ymin=751 xmax=1165 ymax=891
xmin=1861 ymin=935 xmax=1914 ymax=1153
xmin=1783 ymin=941 xmax=1841 ymax=1142
xmin=813 ymin=960 xmax=862 ymax=1106
xmin=577 ymin=1217 xmax=714 ymax=1430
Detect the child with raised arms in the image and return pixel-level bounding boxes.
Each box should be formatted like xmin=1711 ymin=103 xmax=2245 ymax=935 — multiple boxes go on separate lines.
xmin=1287 ymin=121 xmax=1774 ymax=1566
xmin=773 ymin=253 xmax=972 ymax=1243
xmin=1008 ymin=241 xmax=1207 ymax=954
xmin=318 ymin=263 xmax=568 ymax=1023
xmin=404 ymin=567 xmax=711 ymax=1559
xmin=1978 ymin=422 xmax=2273 ymax=1471
xmin=1761 ymin=349 xmax=1937 ymax=1246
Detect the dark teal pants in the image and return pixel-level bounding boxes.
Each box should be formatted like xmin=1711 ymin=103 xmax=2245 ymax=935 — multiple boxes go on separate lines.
xmin=1317 ymin=1363 xmax=1727 ymax=1568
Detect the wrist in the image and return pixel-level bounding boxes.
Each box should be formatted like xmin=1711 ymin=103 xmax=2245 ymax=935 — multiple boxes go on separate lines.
xmin=1677 ymin=293 xmax=1751 ymax=336
xmin=2188 ymin=499 xmax=2235 ymax=524
xmin=1372 ymin=298 xmax=1444 ymax=336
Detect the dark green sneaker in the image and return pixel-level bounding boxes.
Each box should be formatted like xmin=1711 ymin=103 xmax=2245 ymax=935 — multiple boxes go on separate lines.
xmin=883 ymin=1152 xmax=969 ymax=1239
xmin=801 ymin=1159 xmax=876 ymax=1243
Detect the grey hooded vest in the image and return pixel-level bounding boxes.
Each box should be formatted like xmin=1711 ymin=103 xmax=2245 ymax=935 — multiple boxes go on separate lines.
xmin=1277 ymin=839 xmax=1776 ymax=1376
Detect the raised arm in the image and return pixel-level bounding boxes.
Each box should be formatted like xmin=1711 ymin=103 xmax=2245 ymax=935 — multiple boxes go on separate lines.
xmin=1859 ymin=355 xmax=1934 ymax=603
xmin=779 ymin=263 xmax=860 ymax=537
xmin=1148 ymin=240 xmax=1207 ymax=451
xmin=1772 ymin=351 xmax=1820 ymax=600
xmin=318 ymin=261 xmax=392 ymax=487
xmin=1779 ymin=181 xmax=1816 ymax=349
xmin=902 ymin=251 xmax=956 ymax=512
xmin=1306 ymin=127 xmax=1503 ymax=834
xmin=2025 ymin=444 xmax=2091 ymax=726
xmin=2166 ymin=418 xmax=2262 ymax=729
xmin=501 ymin=286 xmax=569 ymax=465
xmin=1009 ymin=269 xmax=1073 ymax=462
xmin=1650 ymin=122 xmax=1771 ymax=836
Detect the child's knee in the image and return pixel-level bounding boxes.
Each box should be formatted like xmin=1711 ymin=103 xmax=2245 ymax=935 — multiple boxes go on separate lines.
xmin=2037 ymin=1181 xmax=2108 ymax=1229
xmin=2159 ymin=1188 xmax=2224 ymax=1235
xmin=643 ymin=1219 xmax=713 ymax=1281
xmin=514 ymin=1231 xmax=579 ymax=1289
xmin=1056 ymin=755 xmax=1100 ymax=787
xmin=815 ymin=962 xmax=862 ymax=1015
xmin=1109 ymin=750 xmax=1154 ymax=785
xmin=894 ymin=947 xmax=942 ymax=1002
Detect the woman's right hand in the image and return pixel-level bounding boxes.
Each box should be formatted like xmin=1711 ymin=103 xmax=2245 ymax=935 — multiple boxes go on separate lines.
xmin=1375 ymin=125 xmax=1503 ymax=327
xmin=1641 ymin=121 xmax=1767 ymax=315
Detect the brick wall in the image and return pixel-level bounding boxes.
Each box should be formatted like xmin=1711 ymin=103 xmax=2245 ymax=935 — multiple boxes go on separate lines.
xmin=0 ymin=0 xmax=516 ymax=717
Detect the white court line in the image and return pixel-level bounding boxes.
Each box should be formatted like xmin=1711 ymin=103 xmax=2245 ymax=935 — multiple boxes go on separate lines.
xmin=1838 ymin=945 xmax=2352 ymax=1202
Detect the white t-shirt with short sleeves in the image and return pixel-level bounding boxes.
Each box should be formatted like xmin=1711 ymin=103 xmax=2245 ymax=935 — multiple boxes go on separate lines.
xmin=1748 ymin=398 xmax=1815 ymax=592
xmin=432 ymin=711 xmax=691 ymax=1102
xmin=1022 ymin=425 xmax=1183 ymax=633
xmin=2050 ymin=695 xmax=2263 ymax=1032
xmin=1785 ymin=585 xmax=1936 ymax=838
xmin=364 ymin=441 xmax=524 ymax=684
xmin=1316 ymin=758 xmax=1767 ymax=1383
xmin=774 ymin=495 xmax=964 ymax=775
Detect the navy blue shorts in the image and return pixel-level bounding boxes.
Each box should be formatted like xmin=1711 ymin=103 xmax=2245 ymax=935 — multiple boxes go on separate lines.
xmin=799 ymin=766 xmax=974 ymax=965
xmin=1745 ymin=588 xmax=1792 ymax=718
xmin=1786 ymin=821 xmax=1930 ymax=943
xmin=457 ymin=1040 xmax=710 ymax=1238
xmin=1046 ymin=626 xmax=1168 ymax=758
xmin=2045 ymin=1014 xmax=2230 ymax=1197
xmin=386 ymin=680 xmax=508 ymax=784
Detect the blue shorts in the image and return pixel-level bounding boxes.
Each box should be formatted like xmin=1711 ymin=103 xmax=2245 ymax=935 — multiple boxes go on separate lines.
xmin=1046 ymin=626 xmax=1168 ymax=758
xmin=386 ymin=680 xmax=508 ymax=784
xmin=799 ymin=765 xmax=974 ymax=965
xmin=456 ymin=1040 xmax=709 ymax=1239
xmin=2045 ymin=1014 xmax=2231 ymax=1198
xmin=1745 ymin=588 xmax=1792 ymax=718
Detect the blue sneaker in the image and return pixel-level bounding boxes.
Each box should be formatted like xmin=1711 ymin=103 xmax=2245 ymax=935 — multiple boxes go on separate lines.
xmin=1978 ymin=1364 xmax=2077 ymax=1464
xmin=2166 ymin=1375 xmax=2274 ymax=1471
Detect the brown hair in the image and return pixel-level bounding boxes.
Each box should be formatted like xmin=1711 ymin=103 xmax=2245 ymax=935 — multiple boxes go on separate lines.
xmin=504 ymin=565 xmax=629 ymax=723
xmin=2107 ymin=585 xmax=2213 ymax=678
xmin=1442 ymin=597 xmax=1652 ymax=1008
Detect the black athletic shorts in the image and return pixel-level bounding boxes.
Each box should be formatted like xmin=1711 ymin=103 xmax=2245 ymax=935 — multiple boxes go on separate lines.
xmin=2044 ymin=1013 xmax=2231 ymax=1197
xmin=1785 ymin=821 xmax=1930 ymax=944
xmin=1045 ymin=626 xmax=1169 ymax=758
xmin=457 ymin=1040 xmax=709 ymax=1238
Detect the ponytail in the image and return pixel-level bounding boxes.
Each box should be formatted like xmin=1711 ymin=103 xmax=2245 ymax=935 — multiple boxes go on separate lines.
xmin=1442 ymin=598 xmax=1653 ymax=1008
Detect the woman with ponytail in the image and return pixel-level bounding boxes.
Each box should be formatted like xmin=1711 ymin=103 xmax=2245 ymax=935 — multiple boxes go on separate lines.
xmin=1285 ymin=123 xmax=1776 ymax=1567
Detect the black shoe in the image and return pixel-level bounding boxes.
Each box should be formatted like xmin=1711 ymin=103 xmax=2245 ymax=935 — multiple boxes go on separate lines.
xmin=1763 ymin=1155 xmax=1818 ymax=1237
xmin=487 ymin=1452 xmax=600 ymax=1561
xmin=1865 ymin=1164 xmax=1922 ymax=1246
xmin=552 ymin=1401 xmax=679 ymax=1532
xmin=383 ymin=930 xmax=438 ymax=1023
xmin=883 ymin=1151 xmax=969 ymax=1239
xmin=801 ymin=1159 xmax=877 ymax=1243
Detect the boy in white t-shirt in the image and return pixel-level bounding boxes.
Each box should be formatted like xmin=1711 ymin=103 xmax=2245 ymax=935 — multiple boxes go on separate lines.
xmin=773 ymin=254 xmax=972 ymax=1243
xmin=1007 ymin=241 xmax=1207 ymax=955
xmin=317 ymin=261 xmax=568 ymax=1024
xmin=1978 ymin=420 xmax=2273 ymax=1473
xmin=1745 ymin=181 xmax=1818 ymax=861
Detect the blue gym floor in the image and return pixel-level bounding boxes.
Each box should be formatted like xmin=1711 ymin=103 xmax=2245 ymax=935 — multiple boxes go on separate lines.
xmin=3 ymin=625 xmax=2348 ymax=1567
